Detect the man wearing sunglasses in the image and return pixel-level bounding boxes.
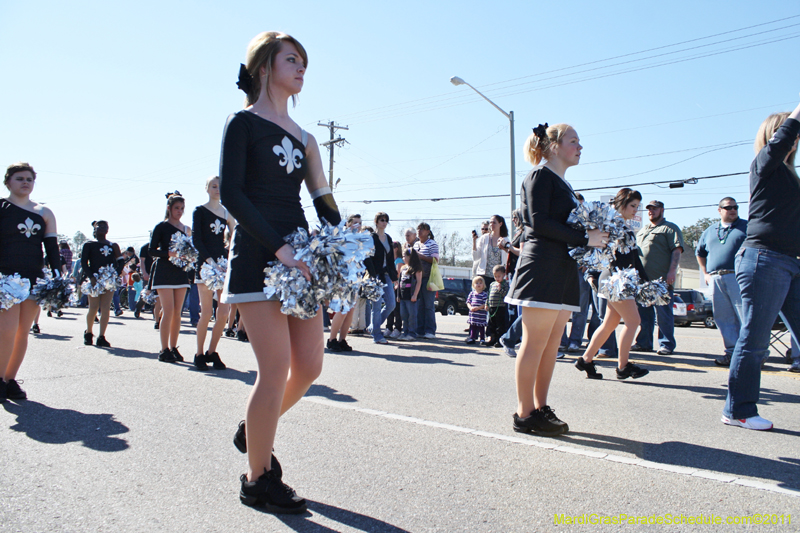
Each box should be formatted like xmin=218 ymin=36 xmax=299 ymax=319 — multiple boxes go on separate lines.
xmin=696 ymin=198 xmax=748 ymax=366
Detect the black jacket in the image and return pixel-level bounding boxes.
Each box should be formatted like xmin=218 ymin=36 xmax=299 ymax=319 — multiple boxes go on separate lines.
xmin=364 ymin=233 xmax=398 ymax=281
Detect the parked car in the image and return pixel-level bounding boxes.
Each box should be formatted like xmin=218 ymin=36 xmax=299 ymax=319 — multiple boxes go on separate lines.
xmin=672 ymin=293 xmax=687 ymax=318
xmin=674 ymin=289 xmax=714 ymax=328
xmin=434 ymin=278 xmax=471 ymax=316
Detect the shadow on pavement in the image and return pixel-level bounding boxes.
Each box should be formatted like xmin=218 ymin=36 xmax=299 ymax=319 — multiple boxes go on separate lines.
xmin=622 ymin=380 xmax=800 ymax=406
xmin=306 ymin=384 xmax=356 ymax=403
xmin=348 ymin=349 xmax=473 ymax=367
xmin=270 ymin=499 xmax=410 ymax=532
xmin=562 ymin=431 xmax=800 ymax=490
xmin=31 ymin=332 xmax=73 ymax=341
xmin=3 ymin=400 xmax=129 ymax=452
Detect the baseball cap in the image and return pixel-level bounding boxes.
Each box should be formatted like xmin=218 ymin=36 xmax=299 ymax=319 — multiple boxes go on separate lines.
xmin=646 ymin=200 xmax=664 ymax=209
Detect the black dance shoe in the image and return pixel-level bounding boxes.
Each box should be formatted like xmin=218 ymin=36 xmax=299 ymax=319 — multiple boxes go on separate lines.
xmin=170 ymin=347 xmax=184 ymax=362
xmin=206 ymin=351 xmax=226 ymax=370
xmin=4 ymin=379 xmax=27 ymax=400
xmin=574 ymin=357 xmax=603 ymax=380
xmin=233 ymin=421 xmax=283 ymax=478
xmin=158 ymin=348 xmax=176 ymax=363
xmin=84 ymin=331 xmax=93 ymax=346
xmin=95 ymin=336 xmax=111 ymax=348
xmin=239 ymin=468 xmax=305 ymax=514
xmin=513 ymin=406 xmax=569 ymax=437
xmin=194 ymin=353 xmax=209 ymax=371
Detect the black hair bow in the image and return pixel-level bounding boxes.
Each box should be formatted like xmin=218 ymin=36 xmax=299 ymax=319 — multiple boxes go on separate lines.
xmin=532 ymin=123 xmax=549 ymax=139
xmin=165 ymin=190 xmax=182 ymax=199
xmin=237 ymin=64 xmax=253 ymax=93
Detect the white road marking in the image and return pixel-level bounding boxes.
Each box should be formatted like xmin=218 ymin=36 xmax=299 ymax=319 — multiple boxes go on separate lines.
xmin=302 ymin=396 xmax=800 ymax=498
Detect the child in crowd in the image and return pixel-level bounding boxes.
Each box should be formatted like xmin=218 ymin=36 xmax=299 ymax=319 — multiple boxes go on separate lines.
xmin=466 ymin=276 xmax=489 ymax=344
xmin=487 ymin=264 xmax=509 ymax=347
xmin=397 ymin=247 xmax=422 ymax=340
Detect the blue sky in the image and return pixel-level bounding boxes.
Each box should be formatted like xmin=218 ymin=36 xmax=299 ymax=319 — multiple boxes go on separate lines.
xmin=1 ymin=1 xmax=798 ymax=252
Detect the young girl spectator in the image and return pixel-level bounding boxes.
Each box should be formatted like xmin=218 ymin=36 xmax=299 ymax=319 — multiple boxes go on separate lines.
xmin=397 ymin=247 xmax=422 ymax=340
xmin=486 ymin=265 xmax=509 ymax=347
xmin=0 ymin=162 xmax=62 ymax=401
xmin=466 ymin=276 xmax=489 ymax=344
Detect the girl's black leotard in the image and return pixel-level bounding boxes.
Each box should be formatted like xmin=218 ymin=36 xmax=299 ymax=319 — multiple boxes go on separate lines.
xmin=192 ymin=205 xmax=228 ymax=265
xmin=219 ymin=110 xmax=310 ymax=303
xmin=594 ymin=228 xmax=649 ymax=299
xmin=0 ymin=199 xmax=46 ymax=284
xmin=80 ymin=240 xmax=118 ymax=280
xmin=149 ymin=221 xmax=190 ymax=289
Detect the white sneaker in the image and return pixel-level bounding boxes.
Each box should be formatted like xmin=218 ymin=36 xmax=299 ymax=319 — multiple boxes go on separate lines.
xmin=389 ymin=329 xmax=401 ymax=339
xmin=503 ymin=345 xmax=516 ymax=357
xmin=398 ymin=334 xmax=413 ymax=341
xmin=423 ymin=333 xmax=436 ymax=339
xmin=721 ymin=414 xmax=773 ymax=431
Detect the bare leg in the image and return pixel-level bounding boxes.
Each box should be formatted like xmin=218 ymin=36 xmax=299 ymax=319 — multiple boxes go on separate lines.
xmin=608 ymin=299 xmax=641 ymax=369
xmin=208 ymin=291 xmax=229 ymax=354
xmin=196 ymin=283 xmax=213 ymax=355
xmin=227 ymin=304 xmax=237 ymax=330
xmin=581 ymin=304 xmax=622 ymax=364
xmin=329 ymin=312 xmax=346 ymax=342
xmin=169 ymin=288 xmax=186 ymax=348
xmin=280 ymin=312 xmax=324 ymax=415
xmin=157 ymin=288 xmax=174 ymax=350
xmin=86 ymin=295 xmax=101 ymax=335
xmin=98 ymin=291 xmax=113 ymax=337
xmin=516 ymin=307 xmax=560 ymax=416
xmin=0 ymin=305 xmax=21 ymax=374
xmin=4 ymin=300 xmax=40 ymax=380
xmin=239 ymin=301 xmax=291 ymax=481
xmin=337 ymin=309 xmax=355 ymax=342
xmin=153 ymin=298 xmax=162 ymax=324
xmin=534 ymin=310 xmax=571 ymax=409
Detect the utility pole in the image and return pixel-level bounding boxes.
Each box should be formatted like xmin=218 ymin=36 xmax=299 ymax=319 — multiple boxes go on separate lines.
xmin=317 ymin=121 xmax=349 ymax=189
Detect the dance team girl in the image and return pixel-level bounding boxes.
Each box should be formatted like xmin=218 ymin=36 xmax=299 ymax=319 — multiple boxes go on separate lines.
xmin=219 ymin=31 xmax=341 ymax=513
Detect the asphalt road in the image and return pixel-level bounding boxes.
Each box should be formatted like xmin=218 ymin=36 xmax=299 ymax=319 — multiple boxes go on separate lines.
xmin=1 ymin=308 xmax=799 ymax=532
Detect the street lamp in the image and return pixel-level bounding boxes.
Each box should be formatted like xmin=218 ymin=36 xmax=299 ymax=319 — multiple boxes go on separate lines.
xmin=450 ymin=76 xmax=516 ymax=218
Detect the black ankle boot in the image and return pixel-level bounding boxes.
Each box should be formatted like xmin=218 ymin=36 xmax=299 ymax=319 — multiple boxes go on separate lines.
xmin=206 ymin=351 xmax=226 ymax=370
xmin=193 ymin=353 xmax=209 ymax=371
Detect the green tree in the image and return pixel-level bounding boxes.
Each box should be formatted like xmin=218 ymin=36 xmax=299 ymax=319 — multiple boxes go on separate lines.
xmin=72 ymin=231 xmax=89 ymax=253
xmin=438 ymin=231 xmax=470 ymax=266
xmin=681 ymin=217 xmax=719 ymax=249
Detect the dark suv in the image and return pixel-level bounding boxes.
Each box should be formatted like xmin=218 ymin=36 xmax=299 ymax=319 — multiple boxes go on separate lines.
xmin=434 ymin=278 xmax=472 ymax=316
xmin=674 ymin=289 xmax=715 ymax=328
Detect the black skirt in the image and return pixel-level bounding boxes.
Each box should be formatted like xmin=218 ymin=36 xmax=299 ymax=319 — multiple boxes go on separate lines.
xmin=505 ymin=250 xmax=580 ymax=312
xmin=221 ymin=225 xmax=279 ymax=304
xmin=151 ymin=257 xmax=190 ymax=289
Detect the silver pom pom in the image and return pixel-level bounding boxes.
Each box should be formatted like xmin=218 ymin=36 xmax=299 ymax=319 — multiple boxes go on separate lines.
xmin=0 ymin=273 xmax=31 ymax=311
xmin=598 ymin=267 xmax=640 ymax=302
xmin=31 ymin=269 xmax=75 ymax=311
xmin=263 ymin=221 xmax=375 ymax=318
xmin=567 ymin=201 xmax=636 ymax=270
xmin=635 ymin=278 xmax=671 ymax=307
xmin=200 ymin=257 xmax=227 ymax=292
xmin=80 ymin=265 xmax=120 ymax=297
xmin=169 ymin=232 xmax=199 ymax=271
xmin=359 ymin=276 xmax=385 ymax=302
xmin=140 ymin=289 xmax=159 ymax=305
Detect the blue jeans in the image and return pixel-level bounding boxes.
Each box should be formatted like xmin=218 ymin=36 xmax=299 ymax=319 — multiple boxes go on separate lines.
xmin=415 ymin=277 xmax=437 ymax=336
xmin=127 ymin=287 xmax=137 ymax=312
xmin=635 ymin=288 xmax=675 ymax=352
xmin=371 ymin=273 xmax=396 ymax=342
xmin=113 ymin=288 xmax=122 ymax=313
xmin=779 ymin=311 xmax=800 ymax=364
xmin=725 ymin=247 xmax=800 ymax=419
xmin=503 ymin=314 xmax=523 ymax=346
xmin=588 ymin=287 xmax=618 ymax=356
xmin=399 ymin=300 xmax=417 ymax=337
xmin=561 ymin=273 xmax=591 ymax=346
xmin=183 ymin=284 xmax=200 ymax=324
xmin=711 ymin=272 xmax=743 ymax=357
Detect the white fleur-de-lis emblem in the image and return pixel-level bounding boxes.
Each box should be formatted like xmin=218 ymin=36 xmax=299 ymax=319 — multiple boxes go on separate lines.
xmin=210 ymin=219 xmax=224 ymax=235
xmin=272 ymin=136 xmax=303 ymax=174
xmin=100 ymin=245 xmax=113 ymax=257
xmin=18 ymin=217 xmax=41 ymax=238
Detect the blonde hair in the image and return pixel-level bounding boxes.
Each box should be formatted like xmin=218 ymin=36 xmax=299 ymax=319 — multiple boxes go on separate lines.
xmin=243 ymin=32 xmax=308 ymax=107
xmin=755 ymin=112 xmax=797 ymax=177
xmin=205 ymin=175 xmax=219 ymax=190
xmin=523 ymin=123 xmax=573 ymax=165
xmin=472 ymin=276 xmax=485 ymax=291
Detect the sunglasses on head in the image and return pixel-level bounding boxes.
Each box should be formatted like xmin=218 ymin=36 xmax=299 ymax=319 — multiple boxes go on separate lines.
xmin=720 ymin=205 xmax=738 ymax=211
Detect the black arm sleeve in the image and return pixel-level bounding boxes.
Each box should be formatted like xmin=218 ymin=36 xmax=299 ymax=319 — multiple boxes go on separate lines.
xmin=386 ymin=235 xmax=397 ymax=282
xmin=44 ymin=236 xmax=61 ymax=274
xmin=754 ymin=118 xmax=800 ymax=178
xmin=527 ymin=172 xmax=588 ymax=247
xmin=191 ymin=207 xmax=212 ymax=263
xmin=312 ymin=194 xmax=342 ymax=226
xmin=149 ymin=224 xmax=169 ymax=258
xmin=219 ymin=114 xmax=287 ymax=253
xmin=81 ymin=243 xmax=91 ymax=280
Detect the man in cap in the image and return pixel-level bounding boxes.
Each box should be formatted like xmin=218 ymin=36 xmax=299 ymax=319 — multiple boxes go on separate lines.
xmin=631 ymin=200 xmax=684 ymax=355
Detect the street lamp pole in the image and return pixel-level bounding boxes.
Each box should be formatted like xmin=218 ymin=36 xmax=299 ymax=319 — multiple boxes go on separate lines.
xmin=450 ymin=76 xmax=515 ymax=219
